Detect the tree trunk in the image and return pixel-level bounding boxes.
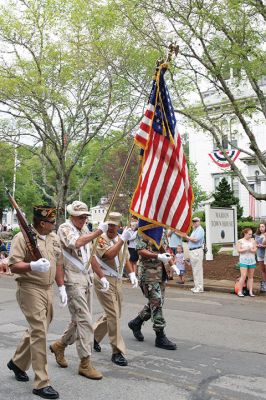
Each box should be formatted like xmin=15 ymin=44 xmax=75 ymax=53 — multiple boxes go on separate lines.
xmin=55 ymin=178 xmax=69 ymax=229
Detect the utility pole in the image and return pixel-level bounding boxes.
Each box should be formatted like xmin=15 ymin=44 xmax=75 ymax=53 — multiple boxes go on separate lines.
xmin=11 ymin=140 xmax=18 ymax=228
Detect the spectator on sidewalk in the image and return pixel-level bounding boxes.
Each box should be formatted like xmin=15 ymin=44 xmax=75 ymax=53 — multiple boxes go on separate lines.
xmin=167 ymin=230 xmax=182 ymax=255
xmin=255 ymin=223 xmax=266 ymax=292
xmin=236 ymin=228 xmax=257 ymax=297
xmin=174 ymin=245 xmax=186 ymax=284
xmin=0 ymin=240 xmax=7 ymax=253
xmin=185 ymin=217 xmax=205 ymax=293
xmin=0 ymin=253 xmax=12 ymax=275
xmin=127 ymin=217 xmax=139 ymax=275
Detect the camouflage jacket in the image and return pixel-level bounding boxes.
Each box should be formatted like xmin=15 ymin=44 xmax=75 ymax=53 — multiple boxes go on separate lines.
xmin=135 ymin=234 xmax=167 ymax=283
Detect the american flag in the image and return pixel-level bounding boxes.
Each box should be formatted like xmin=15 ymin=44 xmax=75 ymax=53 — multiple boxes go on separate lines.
xmin=130 ymin=65 xmax=193 ymax=246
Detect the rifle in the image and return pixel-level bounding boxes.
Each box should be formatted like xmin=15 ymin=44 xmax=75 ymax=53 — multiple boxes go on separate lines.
xmin=5 ymin=188 xmax=42 ymax=261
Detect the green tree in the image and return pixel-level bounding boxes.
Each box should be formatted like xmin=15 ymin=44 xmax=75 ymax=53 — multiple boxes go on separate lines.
xmin=211 ymin=177 xmax=243 ymax=219
xmin=0 ymin=0 xmax=143 ymax=222
xmin=0 ymin=141 xmax=44 ymax=221
xmin=111 ymin=0 xmax=266 ymax=201
xmin=188 ymin=162 xmax=207 ymax=211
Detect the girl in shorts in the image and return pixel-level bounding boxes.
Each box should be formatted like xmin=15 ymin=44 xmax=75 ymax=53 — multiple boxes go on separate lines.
xmin=236 ymin=228 xmax=257 ymax=297
xmin=174 ymin=244 xmax=186 ymax=284
xmin=127 ymin=218 xmax=139 ymax=275
xmin=255 ymin=223 xmax=266 ymax=292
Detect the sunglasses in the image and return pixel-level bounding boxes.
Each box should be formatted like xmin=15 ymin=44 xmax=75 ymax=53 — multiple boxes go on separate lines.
xmin=41 ymin=219 xmax=56 ymax=224
xmin=76 ymin=215 xmax=88 ymax=220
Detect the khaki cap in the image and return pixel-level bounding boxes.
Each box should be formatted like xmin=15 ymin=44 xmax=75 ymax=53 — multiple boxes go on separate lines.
xmin=106 ymin=212 xmax=122 ymax=226
xmin=66 ymin=201 xmax=90 ymax=216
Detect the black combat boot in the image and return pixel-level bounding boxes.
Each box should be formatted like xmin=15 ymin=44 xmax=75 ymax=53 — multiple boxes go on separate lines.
xmin=128 ymin=315 xmax=144 ymax=341
xmin=155 ymin=330 xmax=177 ymax=350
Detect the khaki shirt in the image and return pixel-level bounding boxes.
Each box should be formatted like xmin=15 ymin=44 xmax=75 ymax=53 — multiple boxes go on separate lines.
xmin=58 ymin=219 xmax=92 ymax=285
xmin=96 ymin=233 xmax=129 ymax=276
xmin=8 ymin=230 xmax=62 ymax=287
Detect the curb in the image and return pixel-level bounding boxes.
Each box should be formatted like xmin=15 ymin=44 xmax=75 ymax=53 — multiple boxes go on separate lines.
xmin=166 ymin=281 xmax=235 ymax=295
xmin=166 ymin=280 xmax=263 ymax=296
xmin=123 ymin=277 xmax=264 ymax=296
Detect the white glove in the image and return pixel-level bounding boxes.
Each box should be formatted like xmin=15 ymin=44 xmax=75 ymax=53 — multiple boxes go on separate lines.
xmin=157 ymin=253 xmax=172 ymax=264
xmin=58 ymin=285 xmax=68 ymax=307
xmin=100 ymin=277 xmax=110 ymax=292
xmin=120 ymin=227 xmax=132 ymax=242
xmin=98 ymin=222 xmax=108 ymax=234
xmin=30 ymin=258 xmax=50 ymax=273
xmin=128 ymin=272 xmax=138 ymax=288
xmin=172 ymin=264 xmax=180 ymax=276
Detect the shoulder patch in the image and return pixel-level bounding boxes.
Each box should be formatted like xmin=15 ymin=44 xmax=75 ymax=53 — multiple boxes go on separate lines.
xmin=98 ymin=237 xmax=106 ymax=248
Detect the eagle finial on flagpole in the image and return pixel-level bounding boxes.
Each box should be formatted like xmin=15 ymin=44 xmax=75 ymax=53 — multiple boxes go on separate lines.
xmin=155 ymin=41 xmax=179 ymax=73
xmin=166 ymin=41 xmax=179 ymax=63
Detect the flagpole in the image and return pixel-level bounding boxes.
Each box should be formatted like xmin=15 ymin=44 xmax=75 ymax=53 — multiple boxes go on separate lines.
xmin=104 ymin=142 xmax=136 ymax=220
xmin=88 ymin=142 xmax=136 ymax=265
xmin=88 ymin=42 xmax=179 ymax=265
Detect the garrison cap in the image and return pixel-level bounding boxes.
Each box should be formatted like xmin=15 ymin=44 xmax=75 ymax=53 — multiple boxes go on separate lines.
xmin=33 ymin=205 xmax=56 ymax=221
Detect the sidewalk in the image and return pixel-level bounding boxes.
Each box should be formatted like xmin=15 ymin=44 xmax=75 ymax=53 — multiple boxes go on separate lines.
xmin=1 ymin=273 xmax=263 ymax=296
xmin=166 ymin=277 xmax=262 ymax=295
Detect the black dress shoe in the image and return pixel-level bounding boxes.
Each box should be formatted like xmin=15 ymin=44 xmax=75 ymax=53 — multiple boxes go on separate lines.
xmin=111 ymin=353 xmax=128 ymax=366
xmin=33 ymin=386 xmax=59 ymax=399
xmin=7 ymin=359 xmax=29 ymax=382
xmin=93 ymin=339 xmax=101 ymax=352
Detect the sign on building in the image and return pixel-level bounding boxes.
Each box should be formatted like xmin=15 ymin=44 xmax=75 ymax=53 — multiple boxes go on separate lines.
xmin=205 ymin=204 xmax=238 ymax=260
xmin=209 ymin=208 xmax=235 ymax=244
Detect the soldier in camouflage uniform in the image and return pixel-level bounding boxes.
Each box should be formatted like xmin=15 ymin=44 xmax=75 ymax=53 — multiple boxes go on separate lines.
xmin=128 ymin=233 xmax=177 ymax=350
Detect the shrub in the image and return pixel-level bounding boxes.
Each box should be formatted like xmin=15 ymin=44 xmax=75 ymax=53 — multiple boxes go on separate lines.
xmin=235 ymin=262 xmax=240 ymax=270
xmin=212 ymin=244 xmax=222 ymax=255
xmin=240 ymin=216 xmax=254 ymax=222
xmin=237 ymin=221 xmax=259 ymax=239
xmin=11 ymin=227 xmax=20 ymax=237
xmin=192 ymin=211 xmax=205 ymax=222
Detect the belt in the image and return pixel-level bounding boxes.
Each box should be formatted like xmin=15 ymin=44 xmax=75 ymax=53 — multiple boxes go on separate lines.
xmin=17 ymin=281 xmax=53 ymax=289
xmin=189 ymin=246 xmax=203 ymax=251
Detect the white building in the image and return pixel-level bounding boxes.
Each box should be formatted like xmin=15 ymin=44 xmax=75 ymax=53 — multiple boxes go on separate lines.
xmin=89 ymin=197 xmax=109 ymax=225
xmin=1 ymin=209 xmax=19 ymax=230
xmin=189 ymin=76 xmax=266 ymax=219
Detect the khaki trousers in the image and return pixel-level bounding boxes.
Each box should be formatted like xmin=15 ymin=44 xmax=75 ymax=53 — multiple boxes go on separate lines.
xmin=93 ymin=275 xmax=125 ymax=355
xmin=61 ymin=284 xmax=93 ymax=359
xmin=13 ymin=283 xmax=53 ymax=390
xmin=189 ymin=248 xmax=204 ymax=290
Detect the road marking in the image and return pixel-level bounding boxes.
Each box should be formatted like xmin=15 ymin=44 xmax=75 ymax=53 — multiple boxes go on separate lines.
xmin=190 ymin=345 xmax=202 ymax=350
xmin=210 ymin=375 xmax=266 ymax=398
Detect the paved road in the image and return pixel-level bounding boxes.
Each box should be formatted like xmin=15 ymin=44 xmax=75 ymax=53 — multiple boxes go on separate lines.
xmin=1 ymin=276 xmax=266 ymax=400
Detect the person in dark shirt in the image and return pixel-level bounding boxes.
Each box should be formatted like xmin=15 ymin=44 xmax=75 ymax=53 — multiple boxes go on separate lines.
xmin=0 ymin=240 xmax=7 ymax=252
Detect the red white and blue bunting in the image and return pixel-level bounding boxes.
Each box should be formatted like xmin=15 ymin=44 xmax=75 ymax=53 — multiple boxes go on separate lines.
xmin=208 ymin=149 xmax=240 ymax=168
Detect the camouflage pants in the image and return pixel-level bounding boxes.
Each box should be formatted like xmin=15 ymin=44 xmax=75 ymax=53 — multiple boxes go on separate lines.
xmin=139 ymin=281 xmax=166 ymax=332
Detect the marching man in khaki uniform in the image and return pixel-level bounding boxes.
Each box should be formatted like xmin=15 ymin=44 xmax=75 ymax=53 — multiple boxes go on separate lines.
xmin=50 ymin=201 xmax=109 ymax=380
xmin=7 ymin=206 xmax=66 ymax=400
xmin=92 ymin=212 xmax=138 ymax=367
